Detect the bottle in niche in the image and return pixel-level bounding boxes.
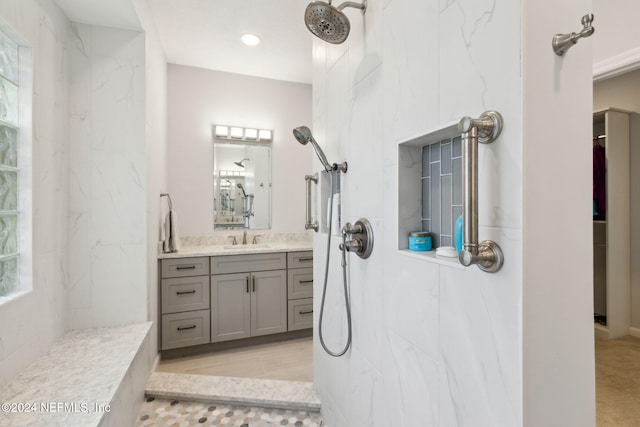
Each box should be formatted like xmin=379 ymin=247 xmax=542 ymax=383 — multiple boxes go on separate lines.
xmin=454 ymin=215 xmax=463 ymax=255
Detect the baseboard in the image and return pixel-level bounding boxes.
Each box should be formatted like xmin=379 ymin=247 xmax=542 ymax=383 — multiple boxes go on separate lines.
xmin=594 ymin=323 xmax=609 ymax=340
xmin=628 ymin=327 xmax=640 ymax=338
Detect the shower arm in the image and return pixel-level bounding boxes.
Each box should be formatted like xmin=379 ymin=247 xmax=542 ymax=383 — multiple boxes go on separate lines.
xmin=458 ymin=111 xmax=504 ymax=273
xmin=336 ymin=1 xmax=366 ymax=13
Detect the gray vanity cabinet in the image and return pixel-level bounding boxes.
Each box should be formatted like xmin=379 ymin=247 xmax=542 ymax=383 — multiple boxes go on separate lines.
xmin=287 ymin=251 xmax=314 ymax=331
xmin=210 ymin=253 xmax=287 ymax=343
xmin=160 ymin=257 xmax=211 ymax=350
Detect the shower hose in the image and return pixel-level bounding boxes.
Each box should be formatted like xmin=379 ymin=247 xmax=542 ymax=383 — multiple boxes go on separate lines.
xmin=318 ymin=169 xmax=352 ymax=357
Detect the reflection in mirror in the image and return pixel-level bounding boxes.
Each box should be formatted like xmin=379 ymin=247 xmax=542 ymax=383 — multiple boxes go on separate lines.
xmin=213 ymin=142 xmax=271 ymax=230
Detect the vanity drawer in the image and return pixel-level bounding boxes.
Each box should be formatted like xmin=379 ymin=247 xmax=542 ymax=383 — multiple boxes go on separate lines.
xmin=287 ymin=251 xmax=313 ymax=269
xmin=288 ymin=298 xmax=314 ymax=331
xmin=161 ymin=257 xmax=210 ymax=278
xmin=161 ymin=310 xmax=211 ymax=350
xmin=211 ymin=252 xmax=286 ymax=275
xmin=161 ymin=276 xmax=210 ymax=314
xmin=287 ymin=268 xmax=313 ymax=300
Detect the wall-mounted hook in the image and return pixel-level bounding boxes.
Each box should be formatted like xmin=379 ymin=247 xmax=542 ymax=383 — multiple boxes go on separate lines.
xmin=552 ymin=14 xmax=594 ymax=56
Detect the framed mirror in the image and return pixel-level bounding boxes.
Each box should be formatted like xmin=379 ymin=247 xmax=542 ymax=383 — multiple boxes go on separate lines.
xmin=213 ymin=142 xmax=271 ymax=230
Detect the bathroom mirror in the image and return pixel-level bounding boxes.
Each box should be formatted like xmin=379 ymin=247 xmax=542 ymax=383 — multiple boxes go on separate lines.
xmin=213 ymin=142 xmax=271 ymax=230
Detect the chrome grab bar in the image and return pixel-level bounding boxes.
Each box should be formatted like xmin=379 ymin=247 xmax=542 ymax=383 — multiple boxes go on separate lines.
xmin=458 ymin=111 xmax=504 ymax=273
xmin=305 ymin=173 xmax=319 ymax=232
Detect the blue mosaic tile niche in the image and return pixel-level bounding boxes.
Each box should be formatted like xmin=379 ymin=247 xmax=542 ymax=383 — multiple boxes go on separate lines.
xmin=421 ymin=137 xmax=462 ymax=248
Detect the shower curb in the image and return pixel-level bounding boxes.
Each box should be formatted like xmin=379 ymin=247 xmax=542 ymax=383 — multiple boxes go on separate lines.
xmin=145 ymin=372 xmax=321 ymax=413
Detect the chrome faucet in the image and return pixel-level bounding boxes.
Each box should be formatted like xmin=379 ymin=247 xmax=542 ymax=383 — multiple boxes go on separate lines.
xmin=242 ymin=230 xmax=248 ymax=245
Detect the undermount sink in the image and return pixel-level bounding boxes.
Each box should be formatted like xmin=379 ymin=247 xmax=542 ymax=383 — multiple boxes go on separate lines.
xmin=223 ymin=243 xmax=271 ymax=250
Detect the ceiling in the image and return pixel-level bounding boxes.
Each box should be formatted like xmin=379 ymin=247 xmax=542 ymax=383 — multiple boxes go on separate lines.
xmin=53 ymin=0 xmax=313 ymax=84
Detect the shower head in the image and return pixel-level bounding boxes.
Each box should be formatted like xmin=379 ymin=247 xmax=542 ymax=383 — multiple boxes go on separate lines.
xmin=234 ymin=158 xmax=249 ymax=168
xmin=293 ymin=126 xmax=333 ymax=172
xmin=237 ymin=183 xmax=247 ymax=198
xmin=304 ymin=1 xmax=367 ymax=44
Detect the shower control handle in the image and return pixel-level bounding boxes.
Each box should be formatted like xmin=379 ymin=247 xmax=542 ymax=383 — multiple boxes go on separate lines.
xmin=340 ymin=239 xmax=363 ymax=253
xmin=340 ymin=218 xmax=374 ymax=259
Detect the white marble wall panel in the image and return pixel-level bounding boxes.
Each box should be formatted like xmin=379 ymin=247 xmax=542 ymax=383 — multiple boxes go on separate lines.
xmin=313 ymin=0 xmax=528 ymax=425
xmin=343 ymin=70 xmax=383 ymax=221
xmin=347 ymin=0 xmax=382 ymax=87
xmin=381 ymin=0 xmax=440 ymax=147
xmin=68 ymin=23 xmax=147 ymax=330
xmin=0 ymin=0 xmax=71 ymax=386
xmin=438 ymin=0 xmax=522 ymax=230
xmin=438 ymin=227 xmax=521 ymax=426
xmin=132 ymin=0 xmax=168 ymax=362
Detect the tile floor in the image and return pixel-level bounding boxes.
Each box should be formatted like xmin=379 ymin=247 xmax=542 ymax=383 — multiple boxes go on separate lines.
xmin=595 ymin=334 xmax=640 ymax=426
xmin=146 ymin=332 xmax=639 ymax=426
xmin=156 ymin=337 xmax=313 ymax=382
xmin=135 ymin=397 xmax=323 ymax=426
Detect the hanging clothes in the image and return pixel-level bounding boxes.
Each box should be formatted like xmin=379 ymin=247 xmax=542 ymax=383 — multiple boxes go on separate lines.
xmin=593 ymin=144 xmax=606 ymax=219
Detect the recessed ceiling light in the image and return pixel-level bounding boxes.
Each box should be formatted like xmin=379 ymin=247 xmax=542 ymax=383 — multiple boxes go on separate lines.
xmin=241 ymin=33 xmax=261 ymax=46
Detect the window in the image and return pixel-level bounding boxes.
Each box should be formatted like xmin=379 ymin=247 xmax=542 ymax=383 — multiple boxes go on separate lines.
xmin=0 ymin=28 xmax=21 ymax=299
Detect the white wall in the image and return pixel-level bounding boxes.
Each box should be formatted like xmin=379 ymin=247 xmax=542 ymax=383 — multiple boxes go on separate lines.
xmin=68 ymin=24 xmax=147 ymax=329
xmin=166 ymin=64 xmax=311 ymax=237
xmin=0 ymin=0 xmax=70 ymax=386
xmin=594 ymin=70 xmax=640 ymax=329
xmin=593 ymin=0 xmax=640 ymax=70
xmin=523 ymin=1 xmax=595 ymax=425
xmin=312 ymin=0 xmax=594 ymax=426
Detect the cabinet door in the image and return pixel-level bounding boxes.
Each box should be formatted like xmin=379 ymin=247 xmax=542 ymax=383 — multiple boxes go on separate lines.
xmin=251 ymin=270 xmax=287 ymax=337
xmin=211 ymin=273 xmax=251 ymax=343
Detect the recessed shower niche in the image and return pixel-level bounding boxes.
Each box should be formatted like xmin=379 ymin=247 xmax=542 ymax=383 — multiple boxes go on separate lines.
xmin=397 ymin=123 xmax=464 ymax=267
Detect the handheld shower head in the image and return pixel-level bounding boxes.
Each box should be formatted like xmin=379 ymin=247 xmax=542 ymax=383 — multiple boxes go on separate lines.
xmin=237 ymin=183 xmax=247 ymax=198
xmin=293 ymin=126 xmax=333 ymax=172
xmin=304 ymin=1 xmax=367 ymax=44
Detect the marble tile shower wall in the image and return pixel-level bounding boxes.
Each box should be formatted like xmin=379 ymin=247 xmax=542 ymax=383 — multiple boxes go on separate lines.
xmin=68 ymin=24 xmax=147 ymax=329
xmin=0 ymin=1 xmax=71 ymax=386
xmin=421 ymin=138 xmax=462 ymax=248
xmin=312 ymin=0 xmax=523 ymax=426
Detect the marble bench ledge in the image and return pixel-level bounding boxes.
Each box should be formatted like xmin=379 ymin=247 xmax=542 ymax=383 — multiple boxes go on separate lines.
xmin=0 ymin=322 xmax=153 ymax=427
xmin=146 ymin=371 xmax=321 ymax=413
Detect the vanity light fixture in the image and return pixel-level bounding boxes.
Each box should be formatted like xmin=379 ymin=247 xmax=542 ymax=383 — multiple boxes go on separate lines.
xmin=241 ymin=33 xmax=261 ymax=46
xmin=230 ymin=127 xmax=244 ymax=139
xmin=213 ymin=125 xmax=273 ymax=143
xmin=258 ymin=129 xmax=272 ymax=141
xmin=215 ymin=125 xmax=229 ymax=138
xmin=245 ymin=128 xmax=258 ymax=140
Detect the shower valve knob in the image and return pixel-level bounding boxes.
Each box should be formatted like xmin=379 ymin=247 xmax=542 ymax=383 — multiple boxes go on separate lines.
xmin=341 ymin=239 xmax=363 ymax=253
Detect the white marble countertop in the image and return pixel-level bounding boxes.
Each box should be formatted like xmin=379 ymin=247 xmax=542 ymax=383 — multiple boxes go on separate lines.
xmin=159 ymin=241 xmax=313 ymax=259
